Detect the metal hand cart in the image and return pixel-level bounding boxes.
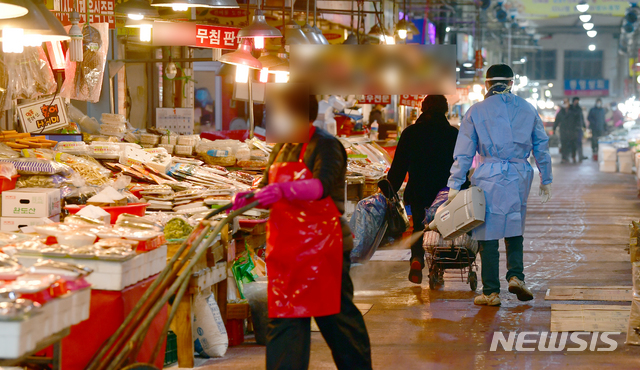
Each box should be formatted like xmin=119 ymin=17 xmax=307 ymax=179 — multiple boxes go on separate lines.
xmin=424 ymin=231 xmax=478 ymax=291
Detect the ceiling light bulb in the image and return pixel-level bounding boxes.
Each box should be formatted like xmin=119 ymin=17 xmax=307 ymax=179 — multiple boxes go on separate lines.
xmin=456 ymin=67 xmax=460 ymax=71
xmin=579 ymin=14 xmax=591 ymax=22
xmin=139 ymin=25 xmax=152 ymax=42
xmin=3 ymin=27 xmax=23 ymax=53
xmin=254 ymin=36 xmax=264 ymax=49
xmin=385 ymin=35 xmax=395 ymax=44
xmin=259 ymin=67 xmax=268 ymax=83
xmin=128 ymin=13 xmax=144 ymax=20
xmin=398 ymin=29 xmax=407 ymax=39
xmin=275 ymin=71 xmax=289 ymax=83
xmin=235 ymin=64 xmax=249 ymax=83
xmin=446 ymin=26 xmax=451 ymax=32
xmin=172 ymin=4 xmax=189 ymax=11
xmin=576 ymin=1 xmax=589 ymax=12
xmin=583 ymin=22 xmax=594 ymax=30
xmin=588 ymin=44 xmax=596 ymax=51
xmin=463 ymin=62 xmax=472 ymax=67
xmin=473 ymin=84 xmax=482 ymax=93
xmin=521 ymin=57 xmax=526 ymax=62
xmin=587 ymin=30 xmax=597 ymax=37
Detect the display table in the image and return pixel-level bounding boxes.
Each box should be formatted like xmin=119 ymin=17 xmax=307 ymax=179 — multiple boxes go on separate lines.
xmin=47 ymin=275 xmax=168 ymax=369
xmin=168 ymin=224 xmax=231 ymax=368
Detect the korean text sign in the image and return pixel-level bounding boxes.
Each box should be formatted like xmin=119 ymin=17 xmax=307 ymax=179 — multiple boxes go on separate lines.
xmin=55 ymin=0 xmax=115 ymax=29
xmin=195 ymin=25 xmax=240 ymax=50
xmin=17 ymin=97 xmax=69 ymax=134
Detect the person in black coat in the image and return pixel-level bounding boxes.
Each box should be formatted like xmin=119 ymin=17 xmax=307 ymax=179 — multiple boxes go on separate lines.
xmin=587 ymin=98 xmax=607 ymax=160
xmin=388 ymin=95 xmax=460 ymax=284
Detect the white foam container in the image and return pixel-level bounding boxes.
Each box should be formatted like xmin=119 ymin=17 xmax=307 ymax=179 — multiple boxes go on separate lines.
xmin=599 ymin=161 xmax=617 ymax=173
xmin=16 ymin=245 xmax=167 ymax=291
xmin=0 ymin=312 xmax=43 ymax=358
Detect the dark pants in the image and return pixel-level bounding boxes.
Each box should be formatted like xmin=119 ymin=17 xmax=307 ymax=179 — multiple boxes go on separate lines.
xmin=478 ymin=236 xmax=524 ymax=295
xmin=560 ymin=132 xmax=576 ymax=161
xmin=591 ymin=133 xmax=601 ymax=155
xmin=410 ymin=203 xmax=426 ymax=265
xmin=266 ymin=251 xmax=372 ymax=370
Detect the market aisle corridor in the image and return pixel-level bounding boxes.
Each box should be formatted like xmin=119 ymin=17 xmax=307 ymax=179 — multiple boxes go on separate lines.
xmin=195 ymin=156 xmax=640 ymax=370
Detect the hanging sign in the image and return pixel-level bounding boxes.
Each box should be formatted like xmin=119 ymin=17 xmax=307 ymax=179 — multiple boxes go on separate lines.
xmin=399 ymin=95 xmax=425 ymax=108
xmin=358 ymin=95 xmax=392 ymax=105
xmin=196 ymin=8 xmax=253 ymax=27
xmin=195 ymin=25 xmax=240 ymax=50
xmin=54 ymin=0 xmax=116 ymax=29
xmin=17 ymin=97 xmax=69 ymax=134
xmin=564 ymin=79 xmax=610 ymax=97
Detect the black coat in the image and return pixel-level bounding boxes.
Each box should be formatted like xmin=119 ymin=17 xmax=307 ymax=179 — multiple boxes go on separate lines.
xmin=587 ymin=107 xmax=606 ymax=136
xmin=388 ymin=112 xmax=459 ymax=209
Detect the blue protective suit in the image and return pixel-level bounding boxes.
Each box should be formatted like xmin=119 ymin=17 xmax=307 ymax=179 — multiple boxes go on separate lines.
xmin=447 ymin=93 xmax=553 ymax=241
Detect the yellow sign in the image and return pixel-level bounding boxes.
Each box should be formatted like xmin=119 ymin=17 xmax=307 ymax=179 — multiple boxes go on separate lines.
xmin=508 ymin=0 xmax=628 ymax=19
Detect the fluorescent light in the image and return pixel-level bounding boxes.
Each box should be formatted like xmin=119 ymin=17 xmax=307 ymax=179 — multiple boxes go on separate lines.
xmin=172 ymin=4 xmax=189 ymax=11
xmin=521 ymin=57 xmax=526 ymax=62
xmin=2 ymin=27 xmax=23 ymax=53
xmin=275 ymin=71 xmax=289 ymax=83
xmin=259 ymin=68 xmax=268 ymax=83
xmin=579 ymin=14 xmax=591 ymax=22
xmin=463 ymin=62 xmax=472 ymax=67
xmin=532 ymin=92 xmax=539 ymax=99
xmin=548 ymin=83 xmax=553 ymax=87
xmin=588 ymin=44 xmax=596 ymax=51
xmin=384 ymin=35 xmax=395 ymax=44
xmin=545 ymin=100 xmax=555 ymax=109
xmin=398 ymin=29 xmax=407 ymax=39
xmin=235 ymin=65 xmax=249 ymax=83
xmin=446 ymin=26 xmax=451 ymax=32
xmin=582 ymin=22 xmax=594 ymax=30
xmin=587 ymin=30 xmax=597 ymax=37
xmin=473 ymin=84 xmax=482 ymax=93
xmin=128 ymin=14 xmax=144 ymax=20
xmin=23 ymin=34 xmax=43 ymax=47
xmin=532 ymin=88 xmax=538 ymax=92
xmin=254 ymin=36 xmax=264 ymax=49
xmin=456 ymin=67 xmax=460 ymax=72
xmin=139 ymin=25 xmax=152 ymax=42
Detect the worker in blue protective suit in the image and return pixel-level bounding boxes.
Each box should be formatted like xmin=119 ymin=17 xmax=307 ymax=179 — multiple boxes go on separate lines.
xmin=447 ymin=64 xmax=553 ymax=307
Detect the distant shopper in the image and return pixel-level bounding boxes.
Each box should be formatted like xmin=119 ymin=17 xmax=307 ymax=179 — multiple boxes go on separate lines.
xmin=553 ymin=98 xmax=573 ymax=164
xmin=568 ymin=97 xmax=587 ymax=163
xmin=368 ymin=104 xmax=385 ymax=125
xmin=388 ymin=95 xmax=459 ymax=284
xmin=608 ymin=101 xmax=624 ymax=129
xmin=587 ymin=98 xmax=607 ymax=161
xmin=448 ymin=64 xmax=552 ymax=306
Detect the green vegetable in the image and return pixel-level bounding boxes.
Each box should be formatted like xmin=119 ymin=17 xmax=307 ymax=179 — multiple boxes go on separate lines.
xmin=164 ymin=218 xmax=193 ymax=240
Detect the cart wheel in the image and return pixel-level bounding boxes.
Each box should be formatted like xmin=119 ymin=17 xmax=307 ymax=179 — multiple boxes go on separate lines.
xmin=429 ymin=273 xmax=436 ymax=290
xmin=469 ymin=271 xmax=478 ymax=291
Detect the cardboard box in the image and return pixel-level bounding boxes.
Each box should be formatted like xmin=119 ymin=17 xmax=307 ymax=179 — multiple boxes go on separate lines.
xmin=0 ymin=215 xmax=60 ymax=232
xmin=599 ymin=161 xmax=617 ymax=173
xmin=1 ymin=188 xmax=61 ymax=218
xmin=620 ymin=160 xmax=634 ymax=174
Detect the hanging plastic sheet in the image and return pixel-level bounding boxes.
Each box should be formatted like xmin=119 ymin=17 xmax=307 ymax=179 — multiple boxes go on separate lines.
xmin=349 ymin=193 xmax=387 ymax=263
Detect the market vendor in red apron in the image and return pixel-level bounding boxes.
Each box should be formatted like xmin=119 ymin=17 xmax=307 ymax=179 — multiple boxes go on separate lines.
xmin=233 ymin=95 xmax=372 ymax=370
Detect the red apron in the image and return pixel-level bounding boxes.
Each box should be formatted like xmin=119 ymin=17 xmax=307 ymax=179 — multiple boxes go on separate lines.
xmin=266 ymin=129 xmax=343 ymax=318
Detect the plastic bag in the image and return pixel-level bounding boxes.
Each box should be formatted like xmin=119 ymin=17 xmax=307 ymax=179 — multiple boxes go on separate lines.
xmin=6 ymin=46 xmax=56 ymax=100
xmin=243 ymin=280 xmax=268 ymax=345
xmin=16 ymin=174 xmax=68 ymax=188
xmin=0 ymin=143 xmax=18 ymax=158
xmin=54 ymin=152 xmax=110 ymax=186
xmin=60 ymin=23 xmax=108 ymax=103
xmin=423 ymin=187 xmax=450 ymax=226
xmin=349 ymin=193 xmax=387 ymax=263
xmin=192 ymin=293 xmax=228 ymax=358
xmin=0 ymin=162 xmax=16 ymax=180
xmin=67 ymin=104 xmax=101 ymax=134
xmin=0 ymin=158 xmax=72 ymax=176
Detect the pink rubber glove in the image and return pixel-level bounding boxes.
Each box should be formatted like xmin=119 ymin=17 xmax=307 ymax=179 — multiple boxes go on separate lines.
xmin=254 ymin=179 xmax=324 ymax=207
xmin=231 ymin=191 xmax=255 ymax=211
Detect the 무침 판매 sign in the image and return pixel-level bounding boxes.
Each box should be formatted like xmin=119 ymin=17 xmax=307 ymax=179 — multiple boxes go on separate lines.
xmin=18 ymin=97 xmax=69 ymax=134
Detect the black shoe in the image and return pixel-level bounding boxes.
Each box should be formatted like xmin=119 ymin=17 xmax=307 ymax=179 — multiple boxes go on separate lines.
xmin=408 ymin=258 xmax=423 ymax=284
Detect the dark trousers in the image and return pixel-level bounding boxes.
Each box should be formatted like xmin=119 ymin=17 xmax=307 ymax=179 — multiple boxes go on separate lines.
xmin=266 ymin=251 xmax=372 ymax=370
xmin=478 ymin=236 xmax=525 ymax=295
xmin=410 ymin=203 xmax=426 ymax=264
xmin=560 ymin=134 xmax=576 ymax=161
xmin=591 ymin=134 xmax=600 ymax=154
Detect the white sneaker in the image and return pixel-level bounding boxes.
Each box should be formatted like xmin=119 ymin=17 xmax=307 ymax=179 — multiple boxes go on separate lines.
xmin=508 ymin=277 xmax=534 ymax=301
xmin=474 ymin=292 xmax=501 ymax=306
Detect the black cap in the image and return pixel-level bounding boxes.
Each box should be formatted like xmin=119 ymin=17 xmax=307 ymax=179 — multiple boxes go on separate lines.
xmin=421 ymin=95 xmax=448 ymax=114
xmin=486 ymin=64 xmax=514 ymax=81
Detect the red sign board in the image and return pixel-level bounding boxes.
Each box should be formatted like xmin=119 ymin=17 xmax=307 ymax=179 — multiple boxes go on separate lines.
xmin=195 ymin=25 xmax=240 ymax=50
xmin=56 ymin=0 xmax=115 ymax=29
xmin=358 ymin=95 xmax=391 ymax=105
xmin=399 ymin=95 xmax=425 ymax=108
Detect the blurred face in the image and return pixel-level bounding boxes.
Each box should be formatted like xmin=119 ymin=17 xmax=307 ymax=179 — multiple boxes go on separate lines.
xmin=572 ymin=99 xmax=580 ymax=107
xmin=596 ymin=99 xmax=602 ymax=108
xmin=563 ymin=99 xmax=570 ymax=108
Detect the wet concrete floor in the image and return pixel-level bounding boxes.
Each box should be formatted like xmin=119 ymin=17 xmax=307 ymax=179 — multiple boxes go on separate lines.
xmin=195 ymin=156 xmax=640 ymax=369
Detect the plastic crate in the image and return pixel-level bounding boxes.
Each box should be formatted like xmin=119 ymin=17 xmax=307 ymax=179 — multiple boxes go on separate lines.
xmin=164 ymin=330 xmax=178 ymax=366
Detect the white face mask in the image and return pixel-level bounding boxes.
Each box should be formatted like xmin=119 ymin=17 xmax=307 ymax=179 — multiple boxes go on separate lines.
xmin=596 ymin=103 xmax=602 ymax=108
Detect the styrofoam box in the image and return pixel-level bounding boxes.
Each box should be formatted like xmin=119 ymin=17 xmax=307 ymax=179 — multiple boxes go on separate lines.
xmin=0 ymin=215 xmax=60 ymax=232
xmin=0 ymin=311 xmax=44 ymax=358
xmin=620 ymin=160 xmax=634 ymax=174
xmin=600 ymin=146 xmax=617 ymax=162
xmin=71 ymin=288 xmax=91 ymax=323
xmin=16 ymin=245 xmax=167 ymax=291
xmin=599 ymin=161 xmax=617 ymax=173
xmin=1 ymin=188 xmax=61 ymax=218
xmin=618 ymin=151 xmax=634 ymax=163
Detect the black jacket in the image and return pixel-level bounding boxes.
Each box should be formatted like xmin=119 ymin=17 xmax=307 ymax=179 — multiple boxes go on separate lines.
xmin=587 ymin=107 xmax=606 ymax=136
xmin=387 ymin=112 xmax=459 ymax=209
xmin=259 ymin=127 xmax=353 ymax=251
